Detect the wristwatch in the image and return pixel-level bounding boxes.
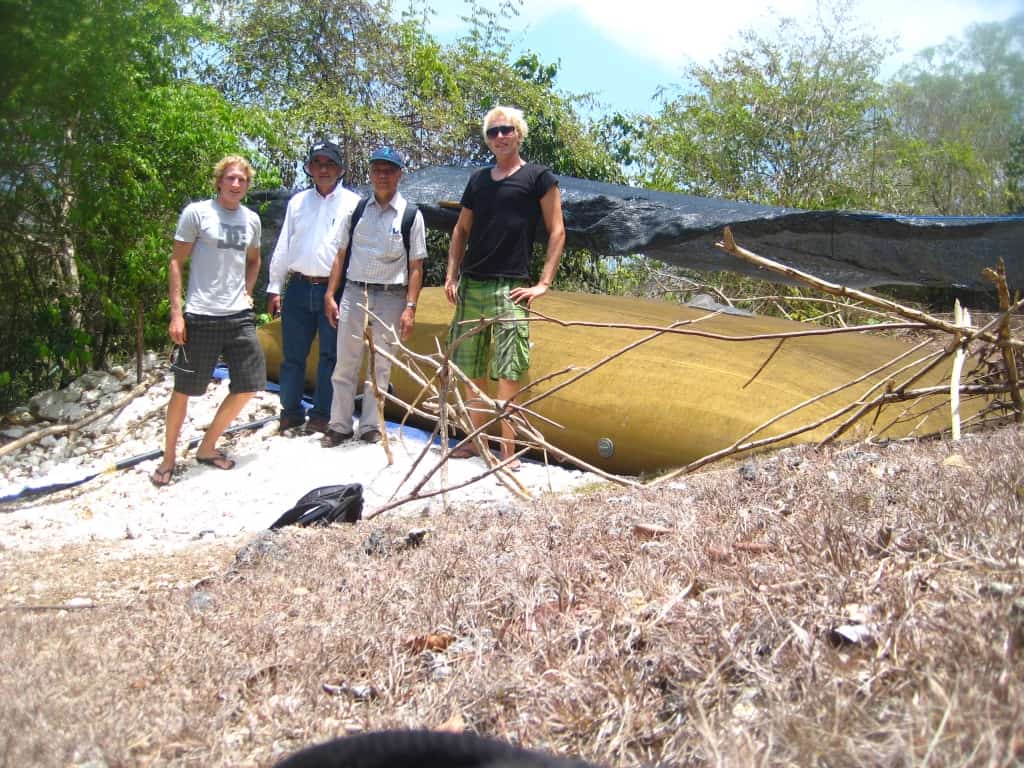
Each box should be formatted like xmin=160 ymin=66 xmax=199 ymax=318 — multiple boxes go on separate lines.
xmin=405 ymin=301 xmax=416 ymax=309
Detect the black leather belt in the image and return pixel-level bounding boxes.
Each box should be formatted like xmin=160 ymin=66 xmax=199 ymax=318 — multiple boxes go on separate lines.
xmin=347 ymin=280 xmax=400 ymax=290
xmin=293 ymin=273 xmax=330 ymax=285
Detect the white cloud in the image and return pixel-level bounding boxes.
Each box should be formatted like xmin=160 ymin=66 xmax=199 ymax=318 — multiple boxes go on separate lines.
xmin=520 ymin=0 xmax=804 ymax=68
xmin=425 ymin=0 xmax=1020 ymax=71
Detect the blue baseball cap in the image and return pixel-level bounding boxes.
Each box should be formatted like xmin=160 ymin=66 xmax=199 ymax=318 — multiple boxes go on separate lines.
xmin=369 ymin=146 xmax=405 ymax=169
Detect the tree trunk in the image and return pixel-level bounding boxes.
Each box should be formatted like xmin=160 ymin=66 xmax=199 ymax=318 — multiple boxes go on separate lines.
xmin=55 ymin=123 xmax=83 ymax=327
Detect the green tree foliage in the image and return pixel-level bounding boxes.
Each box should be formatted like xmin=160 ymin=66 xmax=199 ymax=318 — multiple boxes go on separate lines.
xmin=208 ymin=0 xmax=619 ymax=183
xmin=1008 ymin=129 xmax=1024 ymax=213
xmin=0 ymin=0 xmax=279 ymax=410
xmin=207 ymin=0 xmax=619 ymax=294
xmin=882 ymin=14 xmax=1024 ymax=214
xmin=595 ymin=112 xmax=646 ymax=171
xmin=637 ymin=1 xmax=892 ymax=209
xmin=208 ymin=0 xmax=410 ymax=184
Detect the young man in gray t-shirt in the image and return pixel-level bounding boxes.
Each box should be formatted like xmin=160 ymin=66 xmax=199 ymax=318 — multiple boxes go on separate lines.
xmin=150 ymin=155 xmax=267 ymax=487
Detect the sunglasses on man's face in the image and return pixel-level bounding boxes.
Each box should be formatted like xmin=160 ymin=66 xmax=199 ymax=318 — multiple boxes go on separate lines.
xmin=485 ymin=124 xmax=516 ymax=139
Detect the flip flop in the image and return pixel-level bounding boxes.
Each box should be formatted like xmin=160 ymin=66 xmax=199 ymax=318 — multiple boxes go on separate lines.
xmin=449 ymin=442 xmax=480 ymax=459
xmin=150 ymin=467 xmax=174 ymax=487
xmin=196 ymin=452 xmax=236 ymax=471
xmin=500 ymin=455 xmax=522 ymax=472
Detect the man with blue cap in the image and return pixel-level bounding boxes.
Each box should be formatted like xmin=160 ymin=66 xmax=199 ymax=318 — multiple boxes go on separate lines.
xmin=321 ymin=146 xmax=427 ymax=445
xmin=266 ymin=141 xmax=360 ymax=434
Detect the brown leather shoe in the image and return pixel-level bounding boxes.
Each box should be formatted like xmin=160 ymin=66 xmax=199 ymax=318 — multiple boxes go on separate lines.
xmin=306 ymin=415 xmax=330 ymax=434
xmin=360 ymin=429 xmax=382 ymax=444
xmin=320 ymin=429 xmax=354 ymax=448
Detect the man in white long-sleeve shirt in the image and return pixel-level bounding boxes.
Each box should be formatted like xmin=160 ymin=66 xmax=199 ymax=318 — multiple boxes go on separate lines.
xmin=266 ymin=141 xmax=360 ymax=434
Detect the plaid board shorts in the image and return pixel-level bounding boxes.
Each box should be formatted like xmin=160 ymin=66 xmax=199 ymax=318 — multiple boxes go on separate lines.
xmin=171 ymin=310 xmax=267 ymax=396
xmin=447 ymin=276 xmax=530 ymax=381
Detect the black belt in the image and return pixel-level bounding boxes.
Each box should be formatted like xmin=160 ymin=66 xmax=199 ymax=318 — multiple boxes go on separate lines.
xmin=292 ymin=273 xmax=330 ymax=285
xmin=346 ymin=280 xmax=400 ymax=290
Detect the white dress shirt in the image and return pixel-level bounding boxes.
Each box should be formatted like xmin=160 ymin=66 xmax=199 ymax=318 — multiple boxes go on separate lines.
xmin=266 ymin=183 xmax=360 ymax=293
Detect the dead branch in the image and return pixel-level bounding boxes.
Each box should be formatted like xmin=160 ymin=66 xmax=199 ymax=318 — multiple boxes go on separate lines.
xmin=527 ymin=305 xmax=925 ymax=342
xmin=743 ymin=338 xmax=785 ymax=389
xmin=350 ymin=239 xmax=1021 ymax=514
xmin=650 ymin=341 xmax=943 ymax=485
xmin=365 ymin=448 xmax=531 ymax=520
xmin=982 ymin=260 xmax=1023 ymax=421
xmin=0 ymin=372 xmax=162 ymax=459
xmin=717 ymin=227 xmax=1023 ymax=350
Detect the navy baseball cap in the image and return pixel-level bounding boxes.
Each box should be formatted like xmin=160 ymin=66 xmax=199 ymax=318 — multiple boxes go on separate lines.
xmin=306 ymin=141 xmax=343 ymax=167
xmin=369 ymin=146 xmax=405 ymax=169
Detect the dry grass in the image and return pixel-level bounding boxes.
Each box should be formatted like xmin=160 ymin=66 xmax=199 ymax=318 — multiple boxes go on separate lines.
xmin=1 ymin=425 xmax=1022 ymax=767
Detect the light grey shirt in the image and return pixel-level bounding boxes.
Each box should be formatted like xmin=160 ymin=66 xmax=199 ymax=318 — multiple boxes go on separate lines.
xmin=328 ymin=191 xmax=427 ymax=285
xmin=175 ymin=199 xmax=261 ymax=316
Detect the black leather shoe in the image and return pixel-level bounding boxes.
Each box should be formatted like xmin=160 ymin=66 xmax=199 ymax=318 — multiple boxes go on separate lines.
xmin=320 ymin=429 xmax=354 ymax=448
xmin=279 ymin=413 xmax=305 ymax=433
xmin=360 ymin=429 xmax=382 ymax=444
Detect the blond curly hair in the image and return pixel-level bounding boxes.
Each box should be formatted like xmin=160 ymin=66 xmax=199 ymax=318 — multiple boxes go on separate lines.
xmin=212 ymin=155 xmax=255 ymax=192
xmin=482 ymin=106 xmax=528 ymax=140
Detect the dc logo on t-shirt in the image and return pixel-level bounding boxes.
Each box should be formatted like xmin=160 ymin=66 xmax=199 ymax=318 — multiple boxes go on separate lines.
xmin=218 ymin=224 xmax=248 ymax=251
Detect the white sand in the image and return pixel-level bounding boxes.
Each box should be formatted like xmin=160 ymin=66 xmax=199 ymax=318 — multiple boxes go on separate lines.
xmin=0 ymin=384 xmax=599 ymax=556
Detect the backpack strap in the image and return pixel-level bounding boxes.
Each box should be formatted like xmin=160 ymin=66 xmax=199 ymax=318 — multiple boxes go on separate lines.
xmin=400 ymin=203 xmax=418 ymax=256
xmin=339 ymin=198 xmax=418 ymax=300
xmin=400 ymin=203 xmax=418 ymax=275
xmin=336 ymin=196 xmax=370 ymax=301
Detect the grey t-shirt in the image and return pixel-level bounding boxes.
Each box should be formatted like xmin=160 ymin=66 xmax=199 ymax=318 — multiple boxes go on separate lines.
xmin=174 ymin=199 xmax=261 ymax=316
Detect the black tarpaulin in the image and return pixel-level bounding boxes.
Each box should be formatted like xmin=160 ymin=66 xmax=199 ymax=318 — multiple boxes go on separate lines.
xmin=252 ymin=166 xmax=1024 ymax=291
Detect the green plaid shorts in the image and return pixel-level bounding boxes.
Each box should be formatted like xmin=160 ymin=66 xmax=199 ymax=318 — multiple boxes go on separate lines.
xmin=447 ymin=276 xmax=530 ymax=381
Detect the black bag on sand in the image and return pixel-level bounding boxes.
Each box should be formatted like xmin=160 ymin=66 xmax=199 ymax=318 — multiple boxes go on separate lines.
xmin=270 ymin=484 xmax=363 ymax=529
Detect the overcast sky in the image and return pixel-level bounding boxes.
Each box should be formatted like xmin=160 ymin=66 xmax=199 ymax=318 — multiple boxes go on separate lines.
xmin=419 ymin=0 xmax=1021 ymax=114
